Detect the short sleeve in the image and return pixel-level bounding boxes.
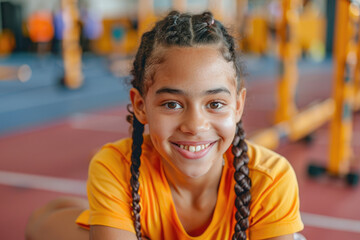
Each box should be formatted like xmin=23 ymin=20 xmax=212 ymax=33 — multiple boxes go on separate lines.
xmin=86 ymin=147 xmax=136 ymax=233
xmin=249 ymin=159 xmax=304 ymax=239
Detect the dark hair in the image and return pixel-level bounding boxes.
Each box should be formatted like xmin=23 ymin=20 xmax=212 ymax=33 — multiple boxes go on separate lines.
xmin=127 ymin=11 xmax=251 ymax=240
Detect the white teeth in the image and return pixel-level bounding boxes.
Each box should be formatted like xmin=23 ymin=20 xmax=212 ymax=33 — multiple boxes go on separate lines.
xmin=178 ymin=143 xmax=211 ymax=152
xmin=180 ymin=145 xmax=189 ymax=150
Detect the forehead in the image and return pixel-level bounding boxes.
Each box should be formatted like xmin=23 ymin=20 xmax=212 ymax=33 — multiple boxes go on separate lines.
xmin=148 ymin=46 xmax=237 ymax=94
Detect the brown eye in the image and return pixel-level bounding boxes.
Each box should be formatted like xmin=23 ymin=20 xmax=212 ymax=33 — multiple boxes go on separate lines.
xmin=208 ymin=102 xmax=224 ymax=109
xmin=164 ymin=102 xmax=181 ymax=109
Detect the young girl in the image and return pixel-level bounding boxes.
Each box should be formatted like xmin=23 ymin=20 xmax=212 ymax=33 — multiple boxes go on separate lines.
xmin=26 ymin=11 xmax=303 ymax=240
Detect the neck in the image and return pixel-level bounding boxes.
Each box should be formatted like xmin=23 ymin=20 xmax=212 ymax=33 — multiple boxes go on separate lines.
xmin=162 ymin=158 xmax=224 ymax=201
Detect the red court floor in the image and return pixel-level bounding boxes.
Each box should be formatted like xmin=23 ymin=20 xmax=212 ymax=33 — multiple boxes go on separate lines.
xmin=1 ymin=69 xmax=360 ymax=240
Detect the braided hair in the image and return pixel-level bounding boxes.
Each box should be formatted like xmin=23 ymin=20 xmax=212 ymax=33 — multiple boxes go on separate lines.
xmin=127 ymin=11 xmax=251 ymax=240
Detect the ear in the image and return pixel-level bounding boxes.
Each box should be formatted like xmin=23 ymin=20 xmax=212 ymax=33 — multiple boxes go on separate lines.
xmin=235 ymin=88 xmax=246 ymax=123
xmin=129 ymin=88 xmax=147 ymax=124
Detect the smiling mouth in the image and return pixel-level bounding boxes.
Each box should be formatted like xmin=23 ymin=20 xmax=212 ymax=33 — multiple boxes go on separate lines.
xmin=172 ymin=142 xmax=213 ymax=153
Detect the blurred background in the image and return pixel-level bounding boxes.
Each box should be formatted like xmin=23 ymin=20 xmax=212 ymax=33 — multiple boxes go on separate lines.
xmin=1 ymin=0 xmax=360 ymax=239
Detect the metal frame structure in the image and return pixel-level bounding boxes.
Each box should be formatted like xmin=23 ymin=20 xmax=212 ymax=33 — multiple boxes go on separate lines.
xmin=275 ymin=0 xmax=301 ymax=123
xmin=326 ymin=0 xmax=359 ymax=178
xmin=248 ymin=0 xmax=359 ymax=185
xmin=250 ymin=0 xmax=335 ymax=148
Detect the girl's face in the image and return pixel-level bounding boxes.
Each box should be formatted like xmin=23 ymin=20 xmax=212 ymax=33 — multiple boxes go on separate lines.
xmin=131 ymin=46 xmax=246 ymax=179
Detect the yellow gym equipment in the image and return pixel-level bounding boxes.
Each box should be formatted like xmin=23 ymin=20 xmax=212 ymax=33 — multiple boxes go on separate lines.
xmin=243 ymin=9 xmax=268 ymax=55
xmin=353 ymin=4 xmax=360 ymax=111
xmin=275 ymin=0 xmax=302 ymax=123
xmin=298 ymin=2 xmax=326 ymax=61
xmin=61 ymin=0 xmax=83 ymax=89
xmin=249 ymin=0 xmax=359 ymax=186
xmin=137 ymin=0 xmax=157 ymax=39
xmin=249 ymin=0 xmax=334 ymax=147
xmin=298 ymin=0 xmax=359 ymax=186
xmin=250 ymin=98 xmax=335 ymax=150
xmin=318 ymin=0 xmax=359 ymax=185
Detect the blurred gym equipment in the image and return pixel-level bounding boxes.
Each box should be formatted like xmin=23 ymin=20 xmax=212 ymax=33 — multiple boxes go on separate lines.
xmin=61 ymin=0 xmax=83 ymax=89
xmin=0 ymin=64 xmax=32 ymax=82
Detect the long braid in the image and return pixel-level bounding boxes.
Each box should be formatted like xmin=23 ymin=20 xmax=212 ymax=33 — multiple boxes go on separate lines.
xmin=214 ymin=17 xmax=252 ymax=239
xmin=129 ymin=111 xmax=144 ymax=239
xmin=232 ymin=121 xmax=251 ymax=240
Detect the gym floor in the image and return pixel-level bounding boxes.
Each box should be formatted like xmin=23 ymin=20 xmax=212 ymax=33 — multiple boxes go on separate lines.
xmin=1 ymin=53 xmax=359 ymax=239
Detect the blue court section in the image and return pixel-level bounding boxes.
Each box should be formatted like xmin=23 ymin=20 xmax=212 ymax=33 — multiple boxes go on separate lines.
xmin=0 ymin=53 xmax=130 ymax=135
xmin=0 ymin=53 xmax=332 ymax=135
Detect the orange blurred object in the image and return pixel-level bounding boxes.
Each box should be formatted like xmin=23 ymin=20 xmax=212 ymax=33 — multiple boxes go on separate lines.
xmin=27 ymin=11 xmax=54 ymax=43
xmin=0 ymin=30 xmax=15 ymax=55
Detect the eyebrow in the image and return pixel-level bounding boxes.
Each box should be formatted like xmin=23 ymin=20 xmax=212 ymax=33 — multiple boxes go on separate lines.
xmin=155 ymin=87 xmax=185 ymax=95
xmin=205 ymin=87 xmax=231 ymax=95
xmin=155 ymin=87 xmax=231 ymax=96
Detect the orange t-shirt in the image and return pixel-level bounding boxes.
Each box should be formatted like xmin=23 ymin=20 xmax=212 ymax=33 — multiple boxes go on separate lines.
xmin=76 ymin=135 xmax=303 ymax=239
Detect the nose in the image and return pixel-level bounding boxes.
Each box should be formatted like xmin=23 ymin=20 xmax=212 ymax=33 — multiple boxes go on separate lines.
xmin=179 ymin=107 xmax=210 ymax=135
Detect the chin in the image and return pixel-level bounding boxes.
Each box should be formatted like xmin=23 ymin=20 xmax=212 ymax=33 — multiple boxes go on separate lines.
xmin=179 ymin=165 xmax=212 ymax=179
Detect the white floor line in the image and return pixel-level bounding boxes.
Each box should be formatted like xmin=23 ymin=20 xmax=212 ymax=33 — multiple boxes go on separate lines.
xmin=301 ymin=212 xmax=360 ymax=233
xmin=0 ymin=170 xmax=86 ymax=196
xmin=1 ymin=170 xmax=360 ymax=234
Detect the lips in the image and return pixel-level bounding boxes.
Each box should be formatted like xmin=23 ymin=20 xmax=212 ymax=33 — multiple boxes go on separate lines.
xmin=171 ymin=141 xmax=216 ymax=159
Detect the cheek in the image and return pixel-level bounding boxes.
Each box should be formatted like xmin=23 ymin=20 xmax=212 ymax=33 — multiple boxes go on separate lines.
xmin=212 ymin=112 xmax=237 ymax=141
xmin=146 ymin=111 xmax=176 ymax=141
xmin=147 ymin=114 xmax=168 ymax=155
